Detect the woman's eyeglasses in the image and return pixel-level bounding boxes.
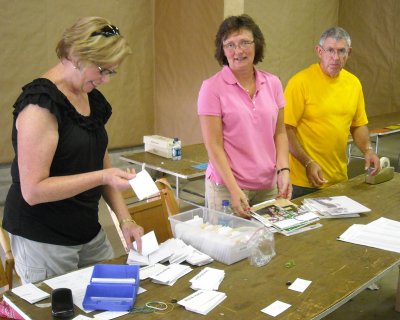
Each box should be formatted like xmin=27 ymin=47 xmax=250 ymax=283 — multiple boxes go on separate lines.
xmin=91 ymin=25 xmax=120 ymax=37
xmin=97 ymin=65 xmax=117 ymax=76
xmin=223 ymin=40 xmax=254 ymax=51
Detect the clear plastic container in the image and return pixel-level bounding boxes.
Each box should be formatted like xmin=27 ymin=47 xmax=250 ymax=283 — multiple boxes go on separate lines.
xmin=169 ymin=207 xmax=261 ymax=265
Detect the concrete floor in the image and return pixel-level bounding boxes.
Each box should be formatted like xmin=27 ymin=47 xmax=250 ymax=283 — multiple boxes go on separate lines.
xmin=0 ymin=135 xmax=399 ymax=318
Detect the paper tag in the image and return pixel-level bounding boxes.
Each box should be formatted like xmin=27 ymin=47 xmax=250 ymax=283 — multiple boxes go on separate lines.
xmin=133 ymin=231 xmax=159 ymax=256
xmin=129 ymin=170 xmax=159 ymax=200
xmin=261 ymin=300 xmax=291 ymax=317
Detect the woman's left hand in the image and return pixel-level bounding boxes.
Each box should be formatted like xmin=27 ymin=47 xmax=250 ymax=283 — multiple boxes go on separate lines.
xmin=277 ymin=170 xmax=292 ymax=199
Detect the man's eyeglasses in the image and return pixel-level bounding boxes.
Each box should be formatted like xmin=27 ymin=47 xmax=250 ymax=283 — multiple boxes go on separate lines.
xmin=91 ymin=25 xmax=120 ymax=37
xmin=97 ymin=65 xmax=117 ymax=76
xmin=320 ymin=46 xmax=348 ymax=58
xmin=223 ymin=40 xmax=254 ymax=51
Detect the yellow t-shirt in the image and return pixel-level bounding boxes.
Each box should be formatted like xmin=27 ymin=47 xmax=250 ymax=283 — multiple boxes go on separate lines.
xmin=284 ymin=63 xmax=368 ymax=188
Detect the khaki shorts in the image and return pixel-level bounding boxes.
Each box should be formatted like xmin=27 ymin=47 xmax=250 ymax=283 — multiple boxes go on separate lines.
xmin=206 ymin=179 xmax=277 ymax=212
xmin=10 ymin=229 xmax=114 ymax=284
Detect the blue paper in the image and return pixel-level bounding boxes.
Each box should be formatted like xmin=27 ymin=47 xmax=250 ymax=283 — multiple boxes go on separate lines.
xmin=192 ymin=163 xmax=208 ymax=170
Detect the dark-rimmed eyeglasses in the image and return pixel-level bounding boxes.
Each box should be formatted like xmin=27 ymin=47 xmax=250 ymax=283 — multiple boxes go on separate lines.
xmin=97 ymin=65 xmax=117 ymax=76
xmin=91 ymin=25 xmax=120 ymax=37
xmin=320 ymin=46 xmax=348 ymax=58
xmin=223 ymin=40 xmax=254 ymax=51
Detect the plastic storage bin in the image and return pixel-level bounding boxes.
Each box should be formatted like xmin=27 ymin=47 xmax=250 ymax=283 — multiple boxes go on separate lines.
xmin=169 ymin=207 xmax=262 ymax=265
xmin=82 ymin=264 xmax=140 ymax=311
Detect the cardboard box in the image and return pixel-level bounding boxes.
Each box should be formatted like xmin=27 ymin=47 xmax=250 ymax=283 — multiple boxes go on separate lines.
xmin=143 ymin=135 xmax=174 ymax=158
xmin=143 ymin=135 xmax=174 ymax=148
xmin=169 ymin=207 xmax=261 ymax=265
xmin=82 ymin=264 xmax=140 ymax=311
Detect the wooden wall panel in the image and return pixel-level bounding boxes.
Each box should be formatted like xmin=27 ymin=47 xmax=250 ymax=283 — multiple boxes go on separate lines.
xmin=0 ymin=0 xmax=154 ymax=164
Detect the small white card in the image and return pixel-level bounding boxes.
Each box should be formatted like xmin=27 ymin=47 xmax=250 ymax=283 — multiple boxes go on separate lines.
xmin=178 ymin=289 xmax=227 ymax=315
xmin=129 ymin=169 xmax=159 ymax=200
xmin=261 ymin=300 xmax=291 ymax=317
xmin=288 ymin=278 xmax=312 ymax=293
xmin=139 ymin=263 xmax=167 ymax=280
xmin=133 ymin=230 xmax=159 ymax=256
xmin=189 ymin=267 xmax=225 ymax=291
xmin=150 ymin=263 xmax=192 ymax=286
xmin=12 ymin=283 xmax=50 ymax=304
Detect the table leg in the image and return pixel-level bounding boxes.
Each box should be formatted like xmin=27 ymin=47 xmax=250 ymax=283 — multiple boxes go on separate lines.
xmin=375 ymin=136 xmax=379 ymax=154
xmin=396 ymin=266 xmax=400 ymax=312
xmin=175 ymin=176 xmax=180 ymax=199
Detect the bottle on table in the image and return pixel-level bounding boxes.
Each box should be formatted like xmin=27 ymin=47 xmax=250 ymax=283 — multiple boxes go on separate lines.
xmin=172 ymin=137 xmax=182 ymax=160
xmin=221 ymin=200 xmax=232 ymax=215
xmin=219 ymin=199 xmax=233 ymax=227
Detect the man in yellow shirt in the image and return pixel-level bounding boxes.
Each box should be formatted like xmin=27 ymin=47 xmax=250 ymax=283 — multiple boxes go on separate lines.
xmin=284 ymin=27 xmax=380 ymax=198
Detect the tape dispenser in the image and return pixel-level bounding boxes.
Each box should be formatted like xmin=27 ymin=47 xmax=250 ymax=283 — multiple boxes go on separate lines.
xmin=365 ymin=157 xmax=394 ymax=184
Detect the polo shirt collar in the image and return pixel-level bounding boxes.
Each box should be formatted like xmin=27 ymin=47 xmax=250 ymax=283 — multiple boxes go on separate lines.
xmin=221 ymin=65 xmax=266 ymax=87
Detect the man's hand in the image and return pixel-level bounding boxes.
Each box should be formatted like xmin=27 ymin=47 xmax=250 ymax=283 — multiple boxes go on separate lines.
xmin=306 ymin=161 xmax=328 ymax=187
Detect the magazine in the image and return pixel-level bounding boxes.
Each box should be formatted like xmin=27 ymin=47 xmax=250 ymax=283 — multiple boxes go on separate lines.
xmin=301 ymin=196 xmax=371 ymax=218
xmin=250 ymin=199 xmax=320 ymax=235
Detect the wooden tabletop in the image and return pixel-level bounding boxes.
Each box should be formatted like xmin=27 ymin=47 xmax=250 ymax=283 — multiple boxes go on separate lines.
xmin=5 ymin=173 xmax=400 ymax=319
xmin=120 ymin=143 xmax=208 ymax=179
xmin=368 ymin=112 xmax=400 ymax=130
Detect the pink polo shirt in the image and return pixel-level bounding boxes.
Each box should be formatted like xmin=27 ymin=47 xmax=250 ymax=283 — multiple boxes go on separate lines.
xmin=198 ymin=66 xmax=285 ymax=190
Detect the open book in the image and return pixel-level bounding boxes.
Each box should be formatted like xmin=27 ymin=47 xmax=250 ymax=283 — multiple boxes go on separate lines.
xmin=250 ymin=199 xmax=320 ymax=235
xmin=301 ymin=196 xmax=371 ymax=218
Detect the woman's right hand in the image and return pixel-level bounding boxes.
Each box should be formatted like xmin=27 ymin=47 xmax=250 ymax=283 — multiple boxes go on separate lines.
xmin=102 ymin=167 xmax=136 ymax=191
xmin=231 ymin=189 xmax=251 ymax=218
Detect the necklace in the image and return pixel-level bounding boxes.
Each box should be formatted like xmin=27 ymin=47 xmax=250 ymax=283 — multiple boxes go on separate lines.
xmin=243 ymin=82 xmax=255 ymax=95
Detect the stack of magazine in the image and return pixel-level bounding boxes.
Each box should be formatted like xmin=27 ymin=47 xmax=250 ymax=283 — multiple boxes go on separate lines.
xmin=300 ymin=196 xmax=371 ymax=218
xmin=250 ymin=199 xmax=320 ymax=236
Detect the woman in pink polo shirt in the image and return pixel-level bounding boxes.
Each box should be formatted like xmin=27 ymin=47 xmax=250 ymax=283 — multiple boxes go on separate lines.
xmin=198 ymin=14 xmax=292 ymax=217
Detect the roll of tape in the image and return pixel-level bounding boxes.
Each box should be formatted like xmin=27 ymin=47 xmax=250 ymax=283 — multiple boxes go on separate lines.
xmin=380 ymin=157 xmax=390 ymax=169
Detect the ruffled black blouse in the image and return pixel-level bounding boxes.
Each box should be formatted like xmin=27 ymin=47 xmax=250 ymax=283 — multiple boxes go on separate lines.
xmin=3 ymin=78 xmax=112 ymax=245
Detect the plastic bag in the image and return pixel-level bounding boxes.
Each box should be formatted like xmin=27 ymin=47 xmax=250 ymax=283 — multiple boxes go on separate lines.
xmin=248 ymin=227 xmax=276 ymax=267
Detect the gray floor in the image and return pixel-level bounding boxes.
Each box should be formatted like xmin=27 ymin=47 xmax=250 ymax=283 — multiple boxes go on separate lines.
xmin=0 ymin=135 xmax=399 ymax=319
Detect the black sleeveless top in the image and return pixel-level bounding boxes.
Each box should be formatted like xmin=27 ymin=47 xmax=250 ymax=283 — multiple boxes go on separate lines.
xmin=3 ymin=78 xmax=112 ymax=245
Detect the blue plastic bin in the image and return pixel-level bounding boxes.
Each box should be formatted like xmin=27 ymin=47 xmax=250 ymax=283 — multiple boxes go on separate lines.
xmin=82 ymin=264 xmax=140 ymax=311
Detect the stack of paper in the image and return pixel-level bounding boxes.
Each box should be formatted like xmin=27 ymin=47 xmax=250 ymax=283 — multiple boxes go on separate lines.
xmin=127 ymin=237 xmax=213 ymax=266
xmin=127 ymin=231 xmax=170 ymax=266
xmin=301 ymin=196 xmax=370 ymax=218
xmin=189 ymin=267 xmax=225 ymax=291
xmin=338 ymin=217 xmax=400 ymax=253
xmin=139 ymin=263 xmax=168 ymax=280
xmin=185 ymin=248 xmax=214 ymax=266
xmin=150 ymin=263 xmax=192 ymax=286
xmin=250 ymin=199 xmax=320 ymax=235
xmin=178 ymin=290 xmax=227 ymax=315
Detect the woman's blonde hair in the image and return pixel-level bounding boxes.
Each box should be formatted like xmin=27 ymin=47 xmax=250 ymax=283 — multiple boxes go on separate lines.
xmin=56 ymin=16 xmax=131 ymax=66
